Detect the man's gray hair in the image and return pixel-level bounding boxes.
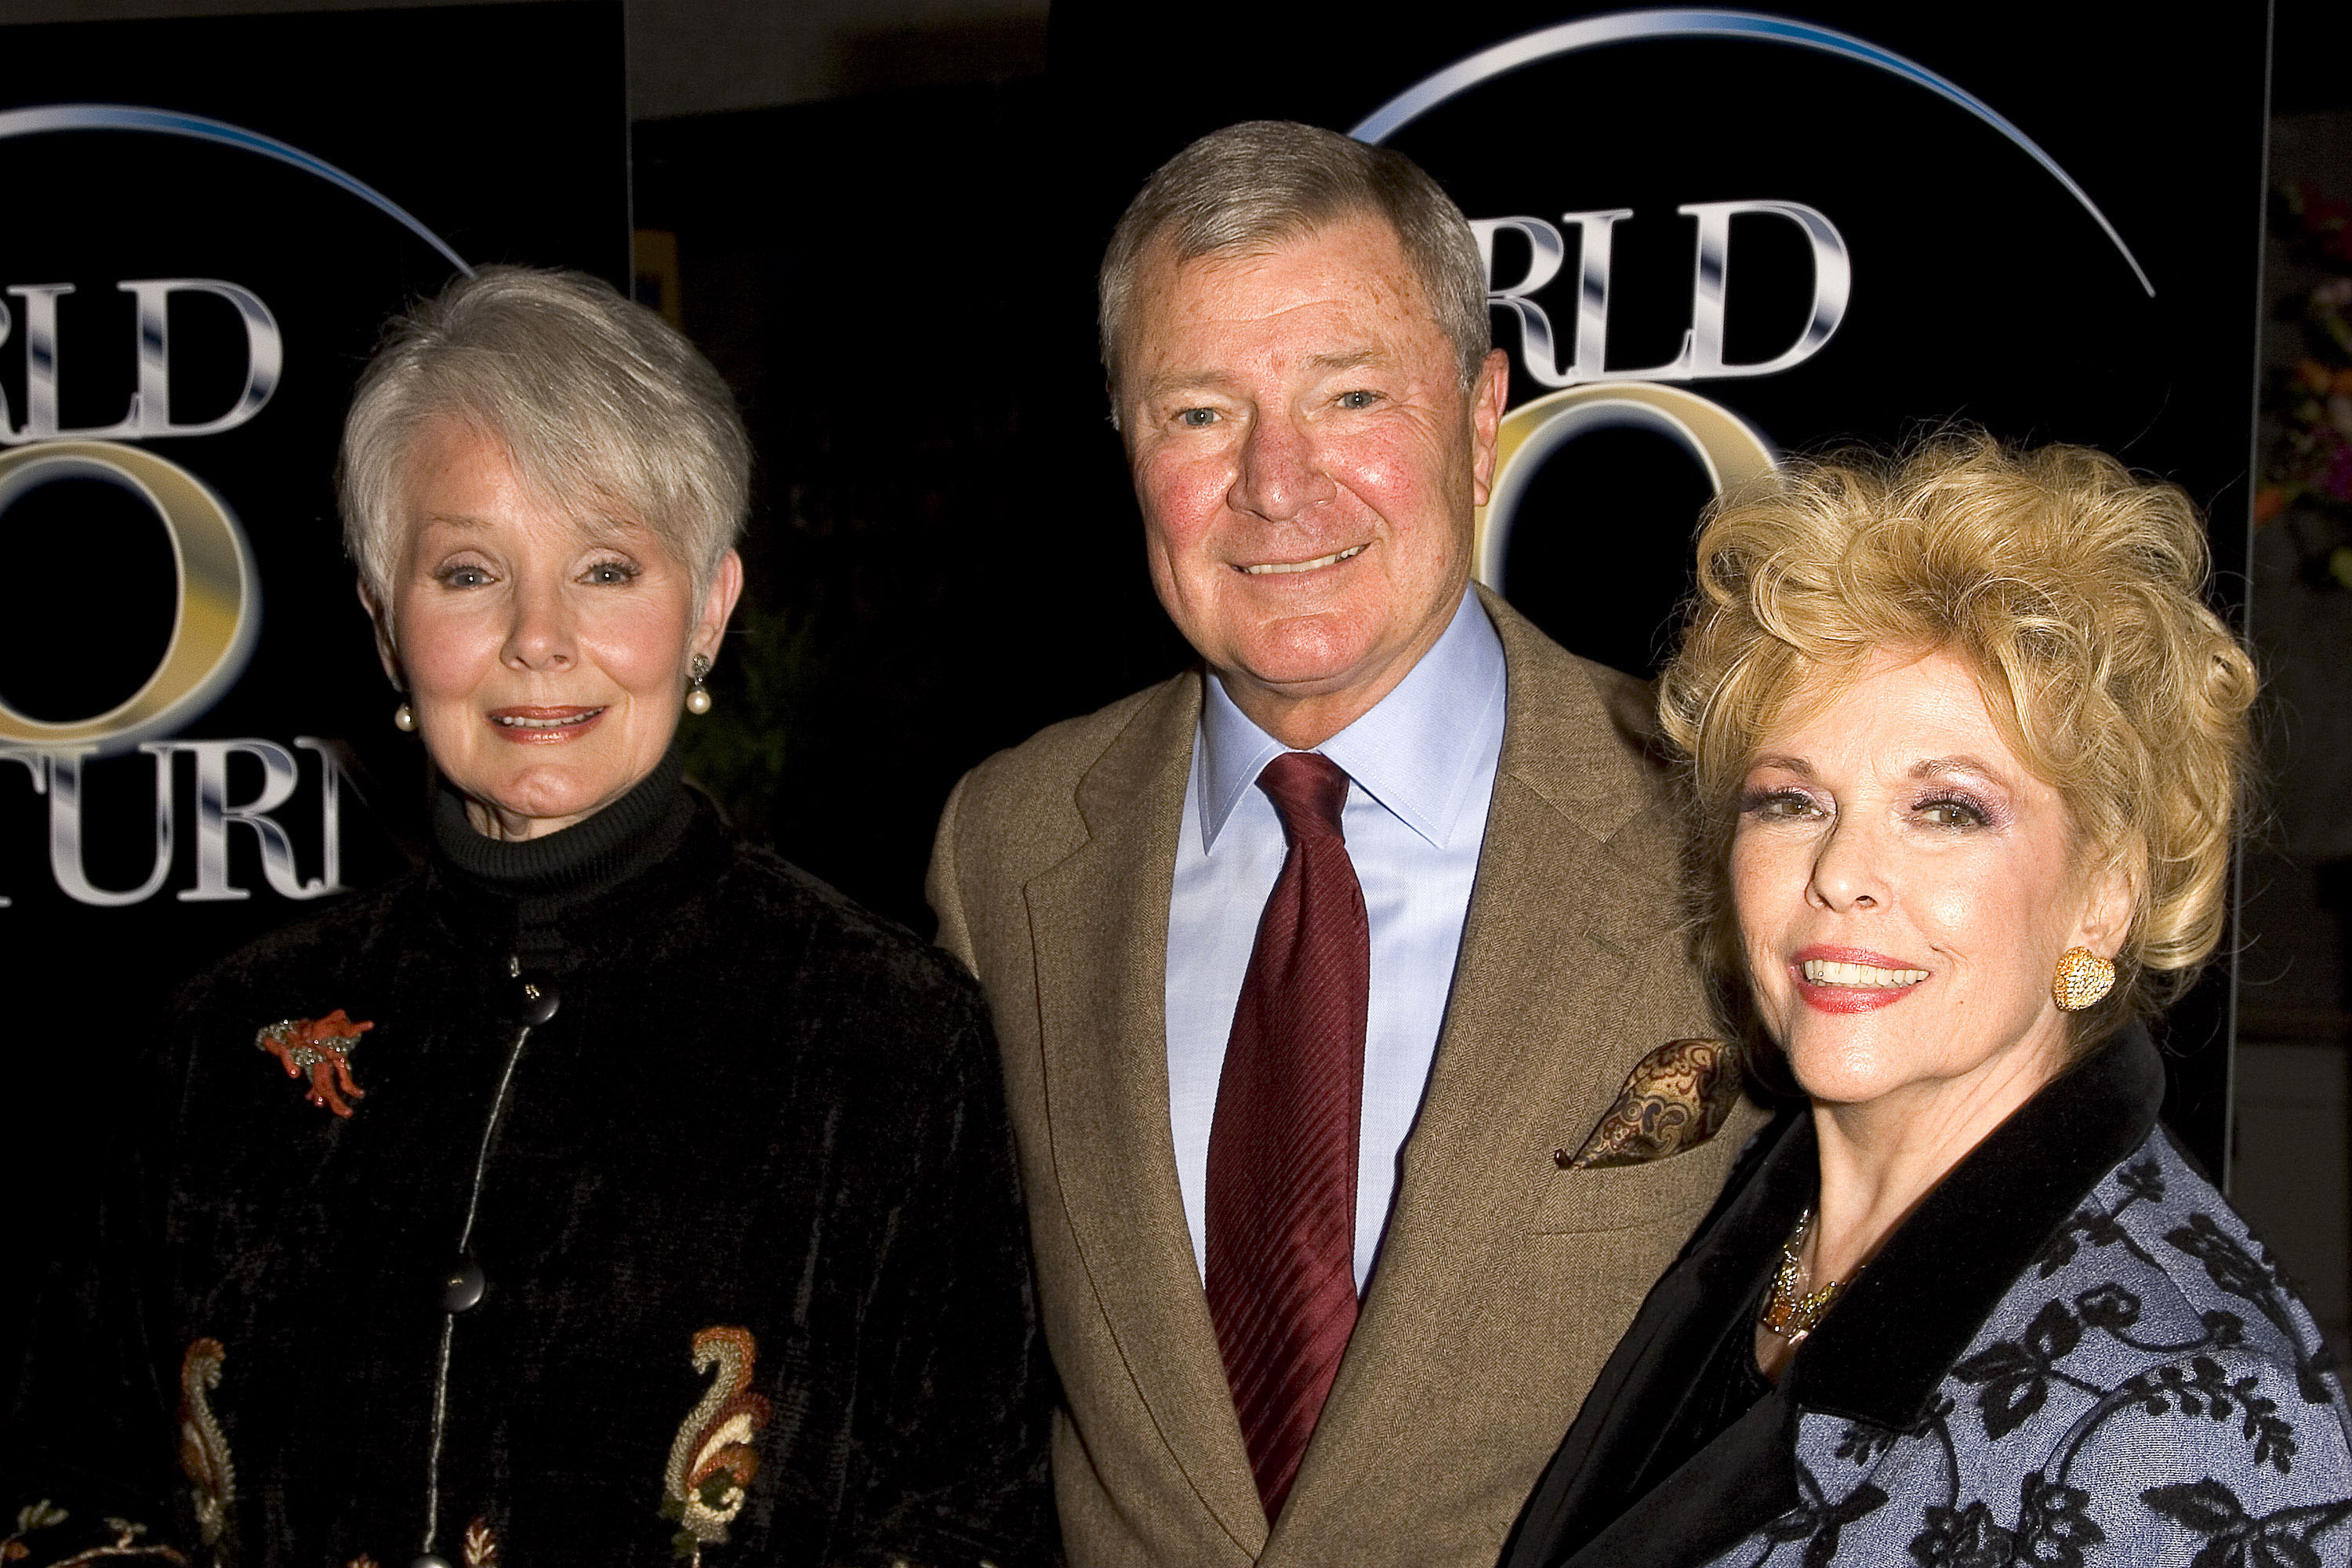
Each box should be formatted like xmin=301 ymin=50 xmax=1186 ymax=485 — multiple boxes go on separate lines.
xmin=1098 ymin=120 xmax=1490 ymax=416
xmin=339 ymin=266 xmax=750 ymax=615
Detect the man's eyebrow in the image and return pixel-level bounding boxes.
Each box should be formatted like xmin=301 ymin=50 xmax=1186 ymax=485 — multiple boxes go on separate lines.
xmin=1305 ymin=347 xmax=1387 ymax=376
xmin=1138 ymin=368 xmax=1243 ymax=405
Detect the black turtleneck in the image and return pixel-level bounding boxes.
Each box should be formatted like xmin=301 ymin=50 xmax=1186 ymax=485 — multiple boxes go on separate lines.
xmin=428 ymin=746 xmax=696 ymax=971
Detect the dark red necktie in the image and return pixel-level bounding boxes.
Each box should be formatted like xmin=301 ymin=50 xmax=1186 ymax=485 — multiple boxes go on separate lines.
xmin=1205 ymin=750 xmax=1370 ymax=1523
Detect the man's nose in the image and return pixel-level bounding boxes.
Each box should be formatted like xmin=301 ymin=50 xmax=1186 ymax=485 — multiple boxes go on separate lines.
xmin=503 ymin=578 xmax=575 ymax=673
xmin=1229 ymin=408 xmax=1331 ymax=522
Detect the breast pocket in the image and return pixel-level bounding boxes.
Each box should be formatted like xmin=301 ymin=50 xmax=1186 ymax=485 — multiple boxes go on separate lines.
xmin=1526 ymin=1098 xmax=1766 ymax=1235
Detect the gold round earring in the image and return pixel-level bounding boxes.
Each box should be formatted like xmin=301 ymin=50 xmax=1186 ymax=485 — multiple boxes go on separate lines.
xmin=2052 ymin=947 xmax=2116 ymax=1011
xmin=393 ymin=701 xmax=417 ymax=733
xmin=684 ymin=654 xmax=713 ymax=716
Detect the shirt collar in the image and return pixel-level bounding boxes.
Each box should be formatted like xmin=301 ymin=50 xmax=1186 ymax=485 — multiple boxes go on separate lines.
xmin=1196 ymin=588 xmax=1505 ymax=851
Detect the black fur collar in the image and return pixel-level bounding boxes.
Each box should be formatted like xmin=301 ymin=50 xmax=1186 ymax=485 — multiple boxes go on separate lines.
xmin=1788 ymin=1024 xmax=2164 ymax=1428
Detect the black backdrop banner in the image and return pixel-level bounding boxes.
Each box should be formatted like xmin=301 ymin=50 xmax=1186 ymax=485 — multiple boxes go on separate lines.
xmin=0 ymin=0 xmax=2271 ymax=1342
xmin=0 ymin=0 xmax=626 ymax=1357
xmin=1051 ymin=0 xmax=2271 ymax=1171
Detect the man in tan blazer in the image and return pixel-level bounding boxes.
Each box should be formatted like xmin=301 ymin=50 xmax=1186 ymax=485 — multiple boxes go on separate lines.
xmin=927 ymin=122 xmax=1763 ymax=1567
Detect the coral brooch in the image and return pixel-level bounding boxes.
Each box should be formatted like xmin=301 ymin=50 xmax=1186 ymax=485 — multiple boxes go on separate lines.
xmin=255 ymin=1011 xmax=374 ymax=1117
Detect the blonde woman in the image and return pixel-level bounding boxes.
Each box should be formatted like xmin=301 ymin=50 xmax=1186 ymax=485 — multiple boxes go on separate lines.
xmin=1502 ymin=437 xmax=2352 ymax=1568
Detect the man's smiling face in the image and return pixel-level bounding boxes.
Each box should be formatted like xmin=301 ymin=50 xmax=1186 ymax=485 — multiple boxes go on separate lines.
xmin=1120 ymin=212 xmax=1506 ymax=746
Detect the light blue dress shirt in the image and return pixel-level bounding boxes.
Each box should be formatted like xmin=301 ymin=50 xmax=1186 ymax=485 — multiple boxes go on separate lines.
xmin=1165 ymin=589 xmax=1507 ymax=1294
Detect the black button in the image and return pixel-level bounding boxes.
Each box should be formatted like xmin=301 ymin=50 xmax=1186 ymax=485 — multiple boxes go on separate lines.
xmin=441 ymin=1255 xmax=486 ymax=1313
xmin=514 ymin=977 xmax=560 ymax=1025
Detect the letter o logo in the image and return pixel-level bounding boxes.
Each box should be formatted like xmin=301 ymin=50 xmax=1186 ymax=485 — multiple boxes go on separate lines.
xmin=0 ymin=440 xmax=257 ymax=753
xmin=1473 ymin=382 xmax=1780 ymax=592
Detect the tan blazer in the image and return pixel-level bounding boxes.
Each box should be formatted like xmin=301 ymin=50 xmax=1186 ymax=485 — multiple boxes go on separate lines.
xmin=926 ymin=589 xmax=1765 ymax=1568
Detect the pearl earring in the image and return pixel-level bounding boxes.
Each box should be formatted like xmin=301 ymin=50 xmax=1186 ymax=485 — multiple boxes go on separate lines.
xmin=684 ymin=655 xmax=713 ymax=716
xmin=394 ymin=701 xmax=417 ymax=733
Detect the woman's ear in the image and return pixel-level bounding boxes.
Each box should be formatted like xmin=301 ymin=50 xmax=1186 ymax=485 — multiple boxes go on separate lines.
xmin=2074 ymin=848 xmax=2140 ymax=960
xmin=693 ymin=550 xmax=746 ymax=663
xmin=356 ymin=575 xmax=403 ymax=688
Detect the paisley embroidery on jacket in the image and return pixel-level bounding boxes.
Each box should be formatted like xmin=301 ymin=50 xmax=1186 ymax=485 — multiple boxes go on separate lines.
xmin=2 ymin=1501 xmax=71 ymax=1563
xmin=1563 ymin=1037 xmax=1741 ymax=1169
xmin=254 ymin=1011 xmax=373 ymax=1117
xmin=1 ymin=1504 xmax=186 ymax=1568
xmin=659 ymin=1327 xmax=770 ymax=1565
xmin=176 ymin=1339 xmax=235 ymax=1563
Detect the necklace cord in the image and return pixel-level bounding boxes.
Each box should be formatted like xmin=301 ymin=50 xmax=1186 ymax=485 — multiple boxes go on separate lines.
xmin=421 ymin=1021 xmax=534 ymax=1556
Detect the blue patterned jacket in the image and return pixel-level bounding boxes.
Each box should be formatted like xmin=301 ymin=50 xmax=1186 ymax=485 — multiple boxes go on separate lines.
xmin=1502 ymin=1026 xmax=2352 ymax=1568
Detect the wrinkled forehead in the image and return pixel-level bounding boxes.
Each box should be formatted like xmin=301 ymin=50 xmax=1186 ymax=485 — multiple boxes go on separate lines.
xmin=1749 ymin=645 xmax=1984 ymax=746
xmin=1134 ymin=216 xmax=1439 ymax=357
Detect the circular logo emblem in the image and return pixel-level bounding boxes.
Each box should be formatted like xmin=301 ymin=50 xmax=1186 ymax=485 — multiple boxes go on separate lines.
xmin=1473 ymin=383 xmax=1778 ymax=590
xmin=0 ymin=440 xmax=258 ymax=752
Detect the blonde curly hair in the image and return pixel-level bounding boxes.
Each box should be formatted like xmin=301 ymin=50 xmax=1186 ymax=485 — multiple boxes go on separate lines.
xmin=1657 ymin=434 xmax=2258 ymax=1047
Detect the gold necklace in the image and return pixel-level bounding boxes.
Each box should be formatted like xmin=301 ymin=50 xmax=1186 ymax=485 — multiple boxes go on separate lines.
xmin=1758 ymin=1208 xmax=1848 ymax=1344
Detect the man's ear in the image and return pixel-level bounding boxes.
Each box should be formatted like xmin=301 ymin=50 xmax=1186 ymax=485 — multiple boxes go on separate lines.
xmin=356 ymin=575 xmax=402 ymax=688
xmin=1468 ymin=347 xmax=1511 ymax=507
xmin=691 ymin=550 xmax=746 ymax=665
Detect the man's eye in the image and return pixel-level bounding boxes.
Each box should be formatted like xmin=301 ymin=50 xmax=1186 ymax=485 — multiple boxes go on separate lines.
xmin=1177 ymin=408 xmax=1218 ymax=428
xmin=1336 ymin=389 xmax=1381 ymax=410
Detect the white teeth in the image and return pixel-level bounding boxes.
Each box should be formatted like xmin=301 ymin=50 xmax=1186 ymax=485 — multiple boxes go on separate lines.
xmin=494 ymin=711 xmax=600 ymax=729
xmin=1801 ymin=960 xmax=1927 ymax=989
xmin=1243 ymin=543 xmax=1368 ymax=575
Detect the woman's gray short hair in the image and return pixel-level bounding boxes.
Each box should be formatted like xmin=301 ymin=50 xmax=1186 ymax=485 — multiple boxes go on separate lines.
xmin=339 ymin=266 xmax=749 ymax=615
xmin=1097 ymin=120 xmax=1490 ymax=418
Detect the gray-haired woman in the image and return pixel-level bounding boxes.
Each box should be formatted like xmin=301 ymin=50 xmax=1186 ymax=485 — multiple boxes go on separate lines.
xmin=5 ymin=268 xmax=1055 ymax=1568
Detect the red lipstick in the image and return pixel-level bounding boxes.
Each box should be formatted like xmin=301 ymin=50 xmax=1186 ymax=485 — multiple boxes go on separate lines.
xmin=1789 ymin=944 xmax=1929 ymax=1015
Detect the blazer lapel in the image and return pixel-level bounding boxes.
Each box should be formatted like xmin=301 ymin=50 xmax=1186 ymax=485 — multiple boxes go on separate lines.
xmin=1281 ymin=592 xmax=1695 ymax=1526
xmin=1022 ymin=670 xmax=1269 ymax=1554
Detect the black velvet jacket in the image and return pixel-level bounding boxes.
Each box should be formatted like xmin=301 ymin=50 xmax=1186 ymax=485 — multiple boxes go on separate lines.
xmin=1499 ymin=1026 xmax=2352 ymax=1568
xmin=6 ymin=754 xmax=1057 ymax=1568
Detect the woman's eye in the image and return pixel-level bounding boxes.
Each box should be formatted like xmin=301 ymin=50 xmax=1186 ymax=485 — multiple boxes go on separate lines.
xmin=1177 ymin=408 xmax=1218 ymax=429
xmin=583 ymin=561 xmax=639 ymax=586
xmin=1918 ymin=797 xmax=1989 ymax=829
xmin=1336 ymin=389 xmax=1381 ymax=410
xmin=1741 ymin=789 xmax=1822 ymax=822
xmin=436 ymin=564 xmax=492 ymax=589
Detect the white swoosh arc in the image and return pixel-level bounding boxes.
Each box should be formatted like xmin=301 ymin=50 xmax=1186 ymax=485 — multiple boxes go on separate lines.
xmin=0 ymin=103 xmax=471 ymax=275
xmin=1350 ymin=8 xmax=2153 ymax=297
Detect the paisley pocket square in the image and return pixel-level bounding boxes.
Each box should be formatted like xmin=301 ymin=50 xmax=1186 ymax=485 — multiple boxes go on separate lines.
xmin=1562 ymin=1037 xmax=1741 ymax=1170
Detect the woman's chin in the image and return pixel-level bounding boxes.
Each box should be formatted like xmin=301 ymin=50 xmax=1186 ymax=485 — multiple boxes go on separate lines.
xmin=463 ymin=766 xmax=630 ymax=838
xmin=1777 ymin=1023 xmax=1929 ymax=1108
